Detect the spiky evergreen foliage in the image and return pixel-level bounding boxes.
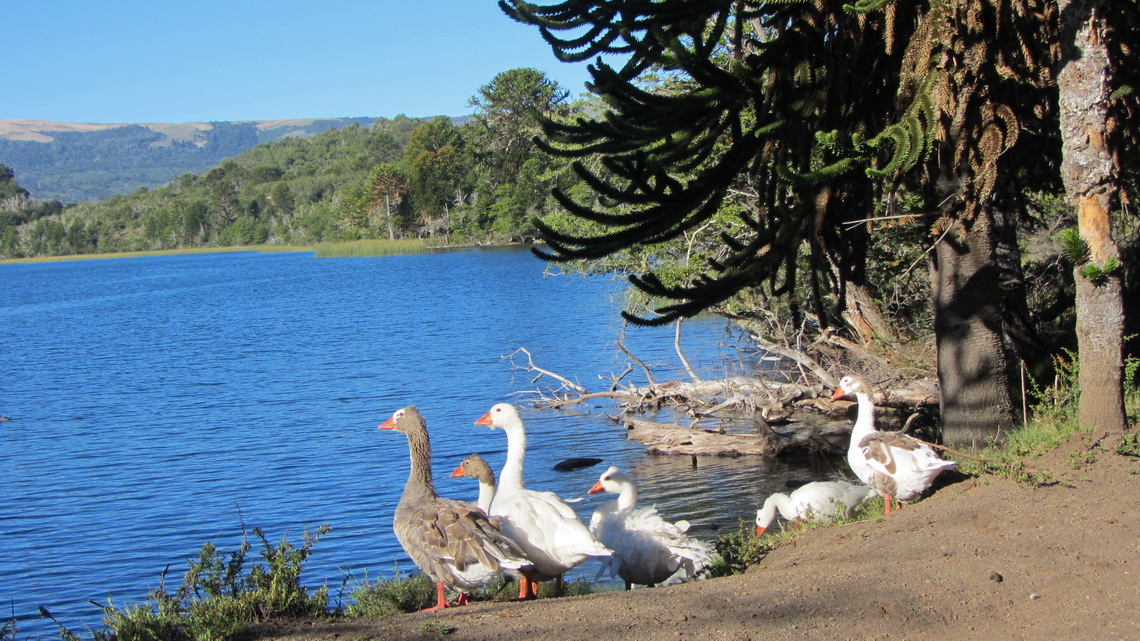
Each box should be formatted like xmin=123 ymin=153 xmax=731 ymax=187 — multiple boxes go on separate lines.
xmin=503 ymin=0 xmax=1058 ymax=332
xmin=860 ymin=0 xmax=1058 ymax=225
xmin=502 ymin=0 xmax=912 ymax=326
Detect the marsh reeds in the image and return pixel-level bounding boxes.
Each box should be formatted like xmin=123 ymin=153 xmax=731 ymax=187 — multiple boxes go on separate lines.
xmin=312 ymin=238 xmax=431 ymax=258
xmin=1 ymin=238 xmax=435 ymax=264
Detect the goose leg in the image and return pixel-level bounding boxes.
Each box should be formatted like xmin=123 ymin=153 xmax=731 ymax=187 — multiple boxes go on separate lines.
xmin=884 ymin=494 xmax=894 ymax=514
xmin=554 ymin=574 xmax=564 ymax=598
xmin=422 ymin=581 xmax=449 ymax=612
xmin=455 ymin=592 xmax=470 ymax=606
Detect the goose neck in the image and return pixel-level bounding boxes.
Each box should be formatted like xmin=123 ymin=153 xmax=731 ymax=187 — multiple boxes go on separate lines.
xmin=852 ymin=390 xmax=876 ymax=437
xmin=476 ymin=480 xmax=496 ymax=513
xmin=401 ymin=428 xmax=436 ymax=500
xmin=615 ymin=483 xmax=638 ymax=512
xmin=498 ymin=423 xmax=527 ymax=493
xmin=766 ymin=493 xmax=796 ymax=522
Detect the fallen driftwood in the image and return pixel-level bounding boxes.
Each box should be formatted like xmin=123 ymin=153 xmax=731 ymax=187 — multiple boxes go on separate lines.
xmin=505 ymin=346 xmax=823 ymax=415
xmin=621 ymin=416 xmax=853 ymax=456
xmin=502 ymin=321 xmax=941 ymax=457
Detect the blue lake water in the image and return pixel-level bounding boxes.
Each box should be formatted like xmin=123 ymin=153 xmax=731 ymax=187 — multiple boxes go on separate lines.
xmin=0 ymin=248 xmax=850 ymax=636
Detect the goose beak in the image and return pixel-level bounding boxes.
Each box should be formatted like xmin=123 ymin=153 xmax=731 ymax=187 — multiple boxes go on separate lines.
xmin=449 ymin=462 xmax=465 ymax=478
xmin=830 ymin=386 xmax=846 ymax=400
xmin=587 ymin=481 xmax=605 ymax=494
xmin=474 ymin=412 xmax=493 ymax=426
xmin=378 ymin=416 xmax=397 ymax=430
xmin=755 ymin=525 xmax=767 ymax=537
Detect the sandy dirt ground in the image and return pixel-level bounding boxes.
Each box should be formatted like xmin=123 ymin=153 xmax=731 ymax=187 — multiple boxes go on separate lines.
xmin=242 ymin=435 xmax=1140 ymax=641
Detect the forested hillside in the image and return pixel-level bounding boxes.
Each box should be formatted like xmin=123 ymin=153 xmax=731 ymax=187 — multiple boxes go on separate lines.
xmin=0 ymin=117 xmax=383 ymax=203
xmin=0 ymin=69 xmax=579 ymax=258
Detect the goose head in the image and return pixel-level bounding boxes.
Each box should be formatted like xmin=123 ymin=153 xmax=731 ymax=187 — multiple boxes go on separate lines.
xmin=830 ymin=374 xmax=872 ymax=401
xmin=754 ymin=507 xmax=772 ymax=537
xmin=378 ymin=406 xmax=424 ymax=434
xmin=754 ymin=495 xmax=788 ymax=537
xmin=450 ymin=452 xmax=494 ymax=484
xmin=474 ymin=402 xmax=521 ymax=430
xmin=588 ymin=466 xmax=630 ymax=495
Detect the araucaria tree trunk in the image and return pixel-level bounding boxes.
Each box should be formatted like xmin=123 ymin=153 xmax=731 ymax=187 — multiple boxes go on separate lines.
xmin=1057 ymin=0 xmax=1127 ymax=433
xmin=931 ymin=208 xmax=1021 ymax=446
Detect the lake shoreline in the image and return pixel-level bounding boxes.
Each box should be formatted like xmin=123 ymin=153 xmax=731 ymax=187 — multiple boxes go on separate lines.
xmin=0 ymin=238 xmax=537 ymax=264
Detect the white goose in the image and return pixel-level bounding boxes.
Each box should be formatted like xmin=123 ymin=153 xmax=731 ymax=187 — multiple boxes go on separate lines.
xmin=379 ymin=406 xmax=531 ymax=611
xmin=754 ymin=480 xmax=874 ymax=536
xmin=832 ymin=375 xmax=957 ymax=513
xmin=588 ymin=466 xmax=716 ymax=590
xmin=474 ymin=403 xmax=611 ymax=599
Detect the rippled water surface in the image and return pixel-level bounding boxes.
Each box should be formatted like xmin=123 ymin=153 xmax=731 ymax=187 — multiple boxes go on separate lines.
xmin=0 ymin=248 xmax=848 ymax=635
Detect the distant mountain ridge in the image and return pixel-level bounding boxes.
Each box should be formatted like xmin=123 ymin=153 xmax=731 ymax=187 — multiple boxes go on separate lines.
xmin=0 ymin=117 xmax=389 ymax=203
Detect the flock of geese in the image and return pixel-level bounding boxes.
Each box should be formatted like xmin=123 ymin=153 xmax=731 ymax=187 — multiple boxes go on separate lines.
xmin=379 ymin=374 xmax=958 ymax=611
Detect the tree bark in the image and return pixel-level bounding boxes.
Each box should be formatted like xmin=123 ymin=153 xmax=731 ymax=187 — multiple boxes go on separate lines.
xmin=1057 ymin=0 xmax=1127 ymax=433
xmin=930 ymin=209 xmax=1021 ymax=446
xmin=843 ymin=281 xmax=897 ymax=347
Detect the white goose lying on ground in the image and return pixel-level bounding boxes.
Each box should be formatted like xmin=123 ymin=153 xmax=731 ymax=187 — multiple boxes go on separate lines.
xmin=380 ymin=406 xmax=531 ymax=611
xmin=831 ymin=375 xmax=957 ymax=513
xmin=588 ymin=466 xmax=717 ymax=590
xmin=475 ymin=403 xmax=611 ymax=599
xmin=754 ymin=480 xmax=874 ymax=536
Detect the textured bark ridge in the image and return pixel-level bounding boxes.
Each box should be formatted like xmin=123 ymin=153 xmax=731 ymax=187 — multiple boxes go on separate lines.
xmin=930 ymin=213 xmax=1021 ymax=446
xmin=1057 ymin=0 xmax=1127 ymax=433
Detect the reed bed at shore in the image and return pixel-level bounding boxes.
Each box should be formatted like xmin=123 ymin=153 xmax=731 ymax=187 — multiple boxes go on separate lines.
xmin=312 ymin=238 xmax=431 ymax=258
xmin=0 ymin=239 xmax=434 ymax=264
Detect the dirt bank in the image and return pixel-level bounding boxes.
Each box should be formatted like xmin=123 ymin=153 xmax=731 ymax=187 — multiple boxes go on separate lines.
xmin=243 ymin=436 xmax=1140 ymax=641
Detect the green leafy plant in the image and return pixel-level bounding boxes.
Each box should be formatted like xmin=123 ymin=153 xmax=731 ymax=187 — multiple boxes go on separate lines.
xmin=345 ymin=567 xmax=437 ymax=616
xmin=1055 ymin=227 xmax=1120 ymax=285
xmin=1079 ymin=256 xmax=1120 ymax=285
xmin=1055 ymin=227 xmax=1090 ymax=264
xmin=1115 ymin=432 xmax=1140 ymax=457
xmin=90 ymin=523 xmax=331 ymax=641
xmin=708 ymin=519 xmax=772 ymax=577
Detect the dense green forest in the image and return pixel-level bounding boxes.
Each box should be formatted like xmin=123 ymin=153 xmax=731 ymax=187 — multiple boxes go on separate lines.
xmin=0 ymin=69 xmax=576 ymax=258
xmin=0 ymin=118 xmax=383 ymax=203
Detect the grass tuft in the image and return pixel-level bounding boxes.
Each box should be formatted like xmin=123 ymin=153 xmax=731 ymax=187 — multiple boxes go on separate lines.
xmin=345 ymin=570 xmax=597 ymax=616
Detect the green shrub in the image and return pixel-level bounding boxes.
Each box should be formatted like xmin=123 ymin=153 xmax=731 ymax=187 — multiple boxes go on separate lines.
xmin=90 ymin=523 xmax=331 ymax=641
xmin=346 ymin=568 xmax=437 ymax=616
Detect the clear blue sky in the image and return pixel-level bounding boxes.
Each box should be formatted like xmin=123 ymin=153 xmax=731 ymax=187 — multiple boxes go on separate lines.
xmin=2 ymin=1 xmax=600 ymax=124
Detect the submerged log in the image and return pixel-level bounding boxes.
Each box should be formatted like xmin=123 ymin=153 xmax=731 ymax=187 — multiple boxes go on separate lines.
xmin=552 ymin=457 xmax=604 ymax=472
xmin=621 ymin=416 xmax=852 ymax=457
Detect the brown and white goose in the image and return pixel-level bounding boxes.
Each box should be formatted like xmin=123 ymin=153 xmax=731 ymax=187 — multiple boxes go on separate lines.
xmin=831 ymin=375 xmax=957 ymax=513
xmin=475 ymin=403 xmax=611 ymax=599
xmin=450 ymin=453 xmax=497 ymax=513
xmin=379 ymin=406 xmax=531 ymax=611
